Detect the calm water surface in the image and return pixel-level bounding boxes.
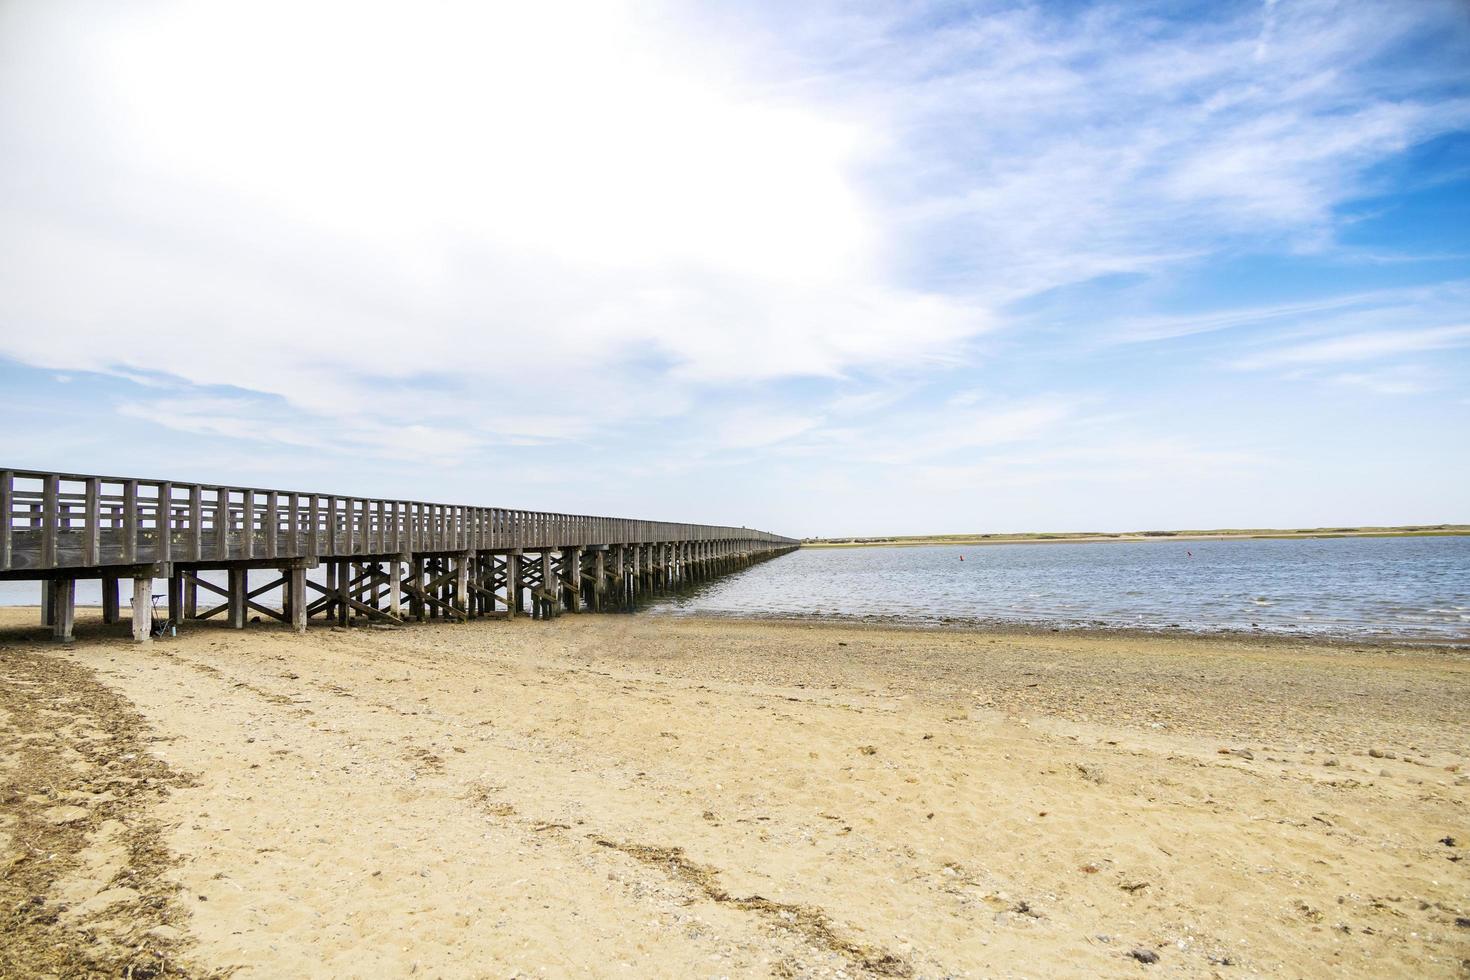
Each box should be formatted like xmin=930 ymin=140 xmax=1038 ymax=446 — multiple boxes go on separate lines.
xmin=647 ymin=536 xmax=1470 ymax=642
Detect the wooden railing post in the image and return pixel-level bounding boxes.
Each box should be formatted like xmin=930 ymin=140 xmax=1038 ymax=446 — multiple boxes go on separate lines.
xmin=38 ymin=474 xmax=58 ymax=568
xmin=84 ymin=477 xmax=100 ymax=566
xmin=158 ymin=481 xmax=173 ymax=564
xmin=344 ymin=496 xmax=355 ymax=555
xmin=216 ymin=488 xmax=230 ymax=561
xmin=308 ymin=495 xmax=320 ymax=556
xmin=121 ymin=479 xmax=138 ymax=565
xmin=190 ymin=485 xmax=203 ymax=561
xmin=287 ymin=493 xmax=299 ymax=556
xmin=266 ymin=491 xmax=279 ymax=558
xmin=0 ymin=470 xmax=11 ymax=571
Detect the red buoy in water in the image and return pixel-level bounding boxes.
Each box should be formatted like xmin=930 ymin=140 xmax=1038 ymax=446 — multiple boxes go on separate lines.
xmin=960 ymin=555 xmax=965 ymax=561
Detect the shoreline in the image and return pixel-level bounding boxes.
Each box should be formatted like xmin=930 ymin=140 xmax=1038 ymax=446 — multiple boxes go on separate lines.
xmin=7 ymin=602 xmax=1468 ymax=650
xmin=801 ymin=528 xmax=1470 ymax=548
xmin=645 ymin=607 xmax=1470 ymax=650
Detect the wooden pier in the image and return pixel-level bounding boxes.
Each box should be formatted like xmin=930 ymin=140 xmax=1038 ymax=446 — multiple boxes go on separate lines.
xmin=0 ymin=468 xmax=798 ymax=642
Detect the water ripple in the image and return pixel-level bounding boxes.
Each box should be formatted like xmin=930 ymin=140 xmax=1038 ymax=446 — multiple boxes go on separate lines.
xmin=647 ymin=536 xmax=1470 ymax=643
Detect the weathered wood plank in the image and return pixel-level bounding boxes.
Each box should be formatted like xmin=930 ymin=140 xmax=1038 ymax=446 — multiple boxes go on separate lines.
xmin=40 ymin=474 xmax=58 ymax=568
xmin=216 ymin=488 xmax=230 ymax=561
xmin=287 ymin=492 xmax=299 ymax=556
xmin=84 ymin=477 xmax=100 ymax=566
xmin=0 ymin=470 xmax=11 ymax=571
xmin=190 ymin=485 xmax=203 ymax=561
xmin=132 ymin=576 xmax=151 ymax=643
xmin=242 ymin=489 xmax=255 ymax=561
xmin=121 ymin=479 xmax=138 ymax=565
xmin=158 ymin=482 xmax=172 ymax=564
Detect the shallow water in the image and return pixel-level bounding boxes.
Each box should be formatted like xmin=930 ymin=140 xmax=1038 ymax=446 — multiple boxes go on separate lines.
xmin=4 ymin=534 xmax=1466 ymax=642
xmin=646 ymin=535 xmax=1470 ymax=642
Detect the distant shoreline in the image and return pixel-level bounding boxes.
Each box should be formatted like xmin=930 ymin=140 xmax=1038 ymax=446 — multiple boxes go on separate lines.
xmin=801 ymin=525 xmax=1470 ymax=548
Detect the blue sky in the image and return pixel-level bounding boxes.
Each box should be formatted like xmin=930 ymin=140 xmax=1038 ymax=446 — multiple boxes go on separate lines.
xmin=1 ymin=0 xmax=1467 ymax=536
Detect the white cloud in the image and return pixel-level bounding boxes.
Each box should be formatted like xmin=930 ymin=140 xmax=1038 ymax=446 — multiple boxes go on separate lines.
xmin=911 ymin=438 xmax=1265 ymax=493
xmin=773 ymin=395 xmax=1078 ymax=467
xmin=805 ymin=0 xmax=1470 ymax=300
xmin=1329 ymin=368 xmax=1434 ymax=396
xmin=1232 ymin=324 xmax=1470 ymax=369
xmin=711 ymin=409 xmax=821 ymax=450
xmin=1106 ymin=283 xmax=1470 ymax=345
xmin=0 ymin=0 xmax=983 ymax=451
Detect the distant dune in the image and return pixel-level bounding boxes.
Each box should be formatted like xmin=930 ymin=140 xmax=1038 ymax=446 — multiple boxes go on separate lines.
xmin=802 ymin=524 xmax=1470 ymax=547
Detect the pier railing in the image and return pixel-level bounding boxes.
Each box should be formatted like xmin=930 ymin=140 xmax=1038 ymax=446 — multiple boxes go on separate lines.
xmin=0 ymin=468 xmax=796 ymax=573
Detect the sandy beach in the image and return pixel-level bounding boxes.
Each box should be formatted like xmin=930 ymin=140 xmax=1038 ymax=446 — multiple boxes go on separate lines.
xmin=2 ymin=609 xmax=1467 ymax=978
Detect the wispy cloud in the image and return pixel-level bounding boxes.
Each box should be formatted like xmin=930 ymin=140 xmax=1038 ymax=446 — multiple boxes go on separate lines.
xmin=1329 ymin=367 xmax=1436 ymax=396
xmin=1105 ymin=283 xmax=1470 ymax=345
xmin=799 ymin=0 xmax=1470 ymax=300
xmin=1232 ymin=324 xmax=1470 ymax=369
xmin=911 ymin=437 xmax=1265 ymax=493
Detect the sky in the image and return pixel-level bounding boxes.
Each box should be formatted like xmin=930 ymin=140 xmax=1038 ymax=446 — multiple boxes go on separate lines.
xmin=1 ymin=0 xmax=1467 ymax=537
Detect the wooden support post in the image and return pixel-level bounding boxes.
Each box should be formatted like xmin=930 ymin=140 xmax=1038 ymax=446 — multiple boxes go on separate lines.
xmin=337 ymin=559 xmax=349 ymax=627
xmin=456 ymin=552 xmax=470 ymax=621
xmin=102 ymin=574 xmax=120 ymax=624
xmin=388 ymin=558 xmax=402 ymax=620
xmin=49 ymin=578 xmax=75 ymax=642
xmin=505 ymin=552 xmax=518 ymax=619
xmin=132 ymin=576 xmax=152 ymax=643
xmin=325 ymin=561 xmax=337 ymax=621
xmin=441 ymin=559 xmax=452 ymax=618
xmin=228 ymin=567 xmax=247 ymax=629
xmin=185 ymin=573 xmax=198 ymax=619
xmin=41 ymin=580 xmax=54 ymax=626
xmin=167 ymin=571 xmax=183 ymax=628
xmin=289 ymin=566 xmax=307 ymax=633
xmin=411 ymin=556 xmax=425 ymax=622
xmin=470 ymin=554 xmax=483 ymax=617
xmin=593 ymin=549 xmax=605 ymax=612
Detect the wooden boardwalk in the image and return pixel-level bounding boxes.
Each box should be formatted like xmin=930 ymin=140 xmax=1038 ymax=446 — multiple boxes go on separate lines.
xmin=0 ymin=468 xmax=797 ymax=642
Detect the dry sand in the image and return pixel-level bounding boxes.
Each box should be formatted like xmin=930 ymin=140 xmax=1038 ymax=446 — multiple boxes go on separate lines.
xmin=2 ymin=608 xmax=1467 ymax=978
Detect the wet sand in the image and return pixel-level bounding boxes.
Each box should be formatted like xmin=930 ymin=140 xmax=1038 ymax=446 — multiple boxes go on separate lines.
xmin=1 ymin=608 xmax=1467 ymax=977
